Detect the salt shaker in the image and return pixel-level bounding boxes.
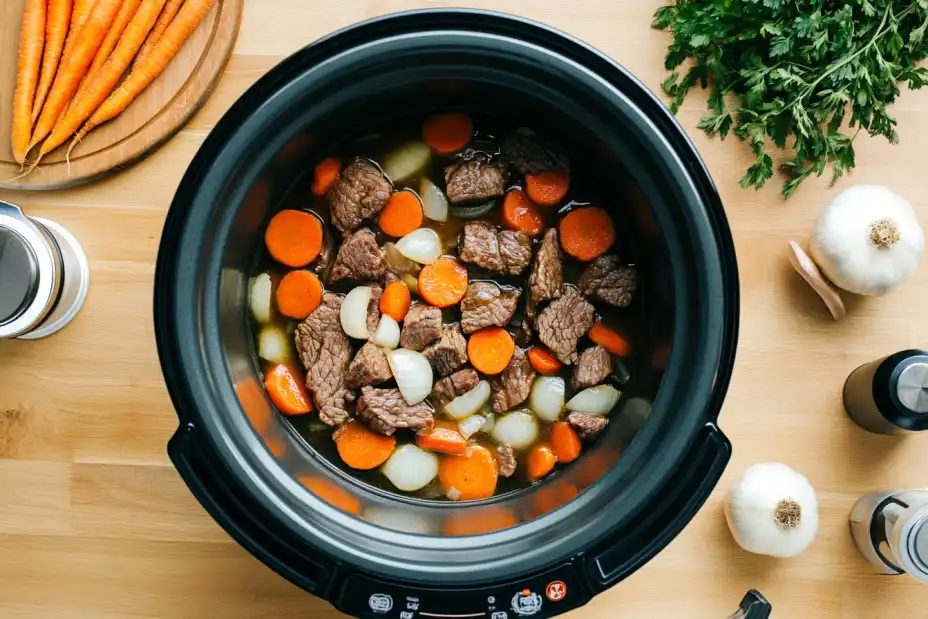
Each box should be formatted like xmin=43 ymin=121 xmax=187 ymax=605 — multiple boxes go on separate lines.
xmin=0 ymin=200 xmax=89 ymax=339
xmin=843 ymin=350 xmax=928 ymax=434
xmin=850 ymin=489 xmax=928 ymax=584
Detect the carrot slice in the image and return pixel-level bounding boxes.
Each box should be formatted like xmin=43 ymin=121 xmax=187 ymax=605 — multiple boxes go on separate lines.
xmin=559 ymin=207 xmax=616 ymax=262
xmin=527 ymin=346 xmax=563 ymax=375
xmin=418 ymin=257 xmax=469 ymax=308
xmin=588 ymin=323 xmax=630 ymax=357
xmin=526 ymin=443 xmax=557 ymax=482
xmin=264 ymin=364 xmax=311 ymax=416
xmin=550 ymin=422 xmax=581 ymax=464
xmin=525 ymin=170 xmax=570 ymax=207
xmin=379 ymin=190 xmax=423 ymax=238
xmin=422 ymin=112 xmax=473 ymax=154
xmin=439 ymin=444 xmax=499 ymax=500
xmin=467 ymin=327 xmax=515 ymax=375
xmin=265 ymin=210 xmax=324 ymax=268
xmin=276 ymin=270 xmax=323 ymax=319
xmin=416 ymin=420 xmax=467 ymax=456
xmin=312 ymin=156 xmax=341 ymax=196
xmin=380 ymin=280 xmax=411 ymax=322
xmin=502 ymin=189 xmax=544 ymax=237
xmin=333 ymin=420 xmax=396 ymax=470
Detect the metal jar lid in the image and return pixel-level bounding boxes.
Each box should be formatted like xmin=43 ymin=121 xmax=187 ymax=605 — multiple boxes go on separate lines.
xmin=891 ymin=503 xmax=928 ymax=584
xmin=896 ymin=363 xmax=928 ymax=414
xmin=0 ymin=201 xmax=64 ymax=339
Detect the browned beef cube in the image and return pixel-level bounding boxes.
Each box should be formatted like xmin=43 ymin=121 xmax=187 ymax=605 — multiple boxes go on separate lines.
xmin=460 ymin=282 xmax=521 ymax=334
xmin=444 ymin=160 xmax=506 ymax=203
xmin=459 ymin=221 xmax=531 ymax=276
xmin=496 ymin=444 xmax=517 ymax=478
xmin=329 ymin=229 xmax=386 ymax=283
xmin=490 ymin=347 xmax=535 ymax=414
xmin=294 ymin=293 xmax=353 ymax=425
xmin=528 ymin=228 xmax=563 ymax=307
xmin=328 ymin=158 xmax=392 ymax=233
xmin=536 ymin=286 xmax=595 ymax=365
xmin=356 ymin=386 xmax=435 ymax=436
xmin=345 ymin=341 xmax=393 ymax=389
xmin=400 ymin=304 xmax=443 ymax=351
xmin=430 ymin=369 xmax=480 ymax=406
xmin=567 ymin=411 xmax=608 ymax=440
xmin=572 ymin=345 xmax=612 ymax=390
xmin=578 ymin=255 xmax=637 ymax=308
xmin=421 ymin=324 xmax=468 ymax=376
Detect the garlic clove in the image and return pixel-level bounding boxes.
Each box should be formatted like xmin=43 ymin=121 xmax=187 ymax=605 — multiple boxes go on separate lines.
xmin=788 ymin=241 xmax=846 ymax=321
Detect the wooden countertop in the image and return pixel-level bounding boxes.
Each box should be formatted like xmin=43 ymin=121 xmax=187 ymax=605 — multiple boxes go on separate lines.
xmin=2 ymin=1 xmax=928 ymax=617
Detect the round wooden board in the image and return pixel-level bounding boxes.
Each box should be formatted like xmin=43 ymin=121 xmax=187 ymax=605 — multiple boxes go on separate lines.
xmin=0 ymin=0 xmax=243 ymax=190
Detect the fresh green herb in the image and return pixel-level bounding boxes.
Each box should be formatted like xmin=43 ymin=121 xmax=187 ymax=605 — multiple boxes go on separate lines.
xmin=653 ymin=0 xmax=928 ymax=197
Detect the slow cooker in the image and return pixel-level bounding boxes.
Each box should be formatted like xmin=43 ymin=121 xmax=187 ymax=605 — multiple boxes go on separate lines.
xmin=155 ymin=10 xmax=740 ymax=619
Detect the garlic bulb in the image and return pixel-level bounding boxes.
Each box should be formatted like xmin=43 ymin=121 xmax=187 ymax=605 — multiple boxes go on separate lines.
xmin=725 ymin=462 xmax=818 ymax=558
xmin=810 ymin=185 xmax=924 ymax=296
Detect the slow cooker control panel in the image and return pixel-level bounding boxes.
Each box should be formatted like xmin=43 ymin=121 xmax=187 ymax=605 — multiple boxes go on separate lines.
xmin=335 ymin=563 xmax=590 ymax=619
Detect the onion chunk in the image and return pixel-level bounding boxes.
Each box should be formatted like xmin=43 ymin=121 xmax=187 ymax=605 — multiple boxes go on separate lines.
xmin=382 ymin=444 xmax=439 ymax=492
xmin=420 ymin=177 xmax=449 ymax=222
xmin=529 ymin=376 xmax=565 ymax=422
xmin=383 ymin=141 xmax=431 ymax=183
xmin=257 ymin=325 xmax=291 ymax=364
xmin=371 ymin=315 xmax=400 ymax=349
xmin=387 ymin=349 xmax=434 ymax=405
xmin=565 ymin=385 xmax=621 ymax=416
xmin=396 ymin=228 xmax=442 ymax=265
xmin=491 ymin=410 xmax=539 ymax=450
xmin=250 ymin=273 xmax=273 ymax=324
xmin=445 ymin=380 xmax=491 ymax=420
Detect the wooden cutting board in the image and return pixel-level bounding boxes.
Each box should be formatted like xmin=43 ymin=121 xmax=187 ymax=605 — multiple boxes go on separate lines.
xmin=0 ymin=0 xmax=243 ymax=190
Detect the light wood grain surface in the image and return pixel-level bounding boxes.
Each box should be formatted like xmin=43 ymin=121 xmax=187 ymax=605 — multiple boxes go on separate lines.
xmin=2 ymin=1 xmax=928 ymax=617
xmin=0 ymin=0 xmax=243 ymax=190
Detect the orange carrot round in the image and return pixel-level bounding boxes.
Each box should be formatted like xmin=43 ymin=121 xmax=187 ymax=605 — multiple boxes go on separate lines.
xmin=526 ymin=443 xmax=557 ymax=482
xmin=333 ymin=420 xmax=396 ymax=470
xmin=11 ymin=0 xmax=46 ymax=164
xmin=502 ymin=189 xmax=544 ymax=237
xmin=265 ymin=210 xmax=324 ymax=268
xmin=380 ymin=280 xmax=411 ymax=322
xmin=422 ymin=113 xmax=473 ymax=154
xmin=527 ymin=346 xmax=563 ymax=376
xmin=264 ymin=364 xmax=311 ymax=416
xmin=312 ymin=157 xmax=341 ymax=196
xmin=550 ymin=422 xmax=581 ymax=464
xmin=467 ymin=327 xmax=515 ymax=375
xmin=439 ymin=444 xmax=499 ymax=500
xmin=276 ymin=270 xmax=323 ymax=319
xmin=525 ymin=170 xmax=570 ymax=207
xmin=588 ymin=323 xmax=630 ymax=357
xmin=379 ymin=190 xmax=423 ymax=238
xmin=132 ymin=0 xmax=183 ymax=68
xmin=418 ymin=257 xmax=469 ymax=308
xmin=559 ymin=207 xmax=616 ymax=262
xmin=31 ymin=0 xmax=71 ymax=127
xmin=415 ymin=420 xmax=467 ymax=456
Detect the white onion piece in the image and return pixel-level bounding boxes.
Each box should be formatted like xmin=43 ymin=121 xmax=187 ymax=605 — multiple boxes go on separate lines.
xmin=420 ymin=177 xmax=449 ymax=222
xmin=491 ymin=410 xmax=539 ymax=450
xmin=480 ymin=413 xmax=496 ymax=434
xmin=250 ymin=273 xmax=273 ymax=324
xmin=445 ymin=380 xmax=491 ymax=420
xmin=382 ymin=444 xmax=439 ymax=492
xmin=458 ymin=414 xmax=486 ymax=439
xmin=371 ymin=315 xmax=400 ymax=349
xmin=387 ymin=349 xmax=434 ymax=405
xmin=529 ymin=376 xmax=565 ymax=422
xmin=385 ymin=242 xmax=417 ymax=274
xmin=382 ymin=141 xmax=431 ymax=183
xmin=395 ymin=228 xmax=442 ymax=265
xmin=257 ymin=325 xmax=290 ymax=364
xmin=566 ymin=385 xmax=621 ymax=416
xmin=340 ymin=286 xmax=372 ymax=339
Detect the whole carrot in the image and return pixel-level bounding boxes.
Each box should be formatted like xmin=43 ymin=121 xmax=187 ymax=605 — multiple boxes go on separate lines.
xmin=43 ymin=0 xmax=168 ymax=158
xmin=79 ymin=0 xmax=143 ymax=94
xmin=28 ymin=0 xmax=122 ymax=155
xmin=132 ymin=0 xmax=183 ymax=69
xmin=11 ymin=0 xmax=46 ymax=164
xmin=60 ymin=0 xmax=95 ymax=65
xmin=72 ymin=0 xmax=217 ymax=144
xmin=31 ymin=0 xmax=73 ymax=125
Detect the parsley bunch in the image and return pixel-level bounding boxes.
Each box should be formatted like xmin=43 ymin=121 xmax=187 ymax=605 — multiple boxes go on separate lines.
xmin=653 ymin=0 xmax=928 ymax=197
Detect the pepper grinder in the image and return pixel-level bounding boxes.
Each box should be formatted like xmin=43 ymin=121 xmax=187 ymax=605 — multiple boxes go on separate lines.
xmin=0 ymin=200 xmax=90 ymax=340
xmin=844 ymin=350 xmax=928 ymax=434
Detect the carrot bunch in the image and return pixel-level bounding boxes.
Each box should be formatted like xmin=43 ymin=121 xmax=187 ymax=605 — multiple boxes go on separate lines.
xmin=10 ymin=0 xmax=218 ymax=170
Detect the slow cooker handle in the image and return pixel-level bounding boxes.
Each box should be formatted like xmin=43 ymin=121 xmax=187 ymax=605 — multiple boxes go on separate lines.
xmin=728 ymin=590 xmax=772 ymax=619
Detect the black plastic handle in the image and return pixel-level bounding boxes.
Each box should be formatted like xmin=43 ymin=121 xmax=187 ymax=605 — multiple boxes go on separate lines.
xmin=169 ymin=424 xmax=337 ymax=595
xmin=584 ymin=424 xmax=732 ymax=588
xmin=736 ymin=590 xmax=772 ymax=619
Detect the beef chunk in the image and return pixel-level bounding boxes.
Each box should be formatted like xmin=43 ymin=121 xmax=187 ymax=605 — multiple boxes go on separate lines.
xmin=501 ymin=127 xmax=570 ymax=176
xmin=329 ymin=229 xmax=386 ymax=283
xmin=400 ymin=304 xmax=443 ymax=351
xmin=367 ymin=284 xmax=382 ymax=334
xmin=459 ymin=221 xmax=532 ymax=276
xmin=345 ymin=342 xmax=392 ymax=389
xmin=444 ymin=159 xmax=506 ymax=203
xmin=572 ymin=345 xmax=612 ymax=390
xmin=528 ymin=228 xmax=563 ymax=307
xmin=567 ymin=411 xmax=608 ymax=440
xmin=431 ymin=369 xmax=480 ymax=406
xmin=356 ymin=386 xmax=434 ymax=436
xmin=328 ymin=158 xmax=392 ymax=233
xmin=461 ymin=282 xmax=521 ymax=334
xmin=578 ymin=255 xmax=638 ymax=308
xmin=422 ymin=324 xmax=469 ymax=376
xmin=536 ymin=286 xmax=595 ymax=365
xmin=294 ymin=294 xmax=353 ymax=425
xmin=496 ymin=444 xmax=517 ymax=478
xmin=491 ymin=348 xmax=536 ymax=414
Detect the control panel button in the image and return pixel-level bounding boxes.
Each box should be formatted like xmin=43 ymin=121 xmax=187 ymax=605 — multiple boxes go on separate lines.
xmin=511 ymin=590 xmax=543 ymax=616
xmin=369 ymin=593 xmax=394 ymax=614
xmin=545 ymin=582 xmax=567 ymax=602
